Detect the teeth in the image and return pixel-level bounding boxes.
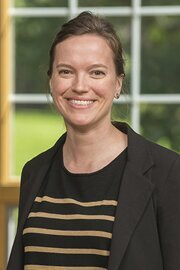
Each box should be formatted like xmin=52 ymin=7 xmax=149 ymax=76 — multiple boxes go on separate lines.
xmin=70 ymin=100 xmax=94 ymax=105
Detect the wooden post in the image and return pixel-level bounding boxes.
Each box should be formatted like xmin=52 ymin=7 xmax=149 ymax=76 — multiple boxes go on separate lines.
xmin=0 ymin=1 xmax=10 ymax=268
xmin=0 ymin=0 xmax=10 ymax=184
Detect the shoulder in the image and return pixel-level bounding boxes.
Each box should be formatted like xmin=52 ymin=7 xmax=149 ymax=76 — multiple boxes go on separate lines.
xmin=115 ymin=121 xmax=179 ymax=177
xmin=125 ymin=121 xmax=179 ymax=165
xmin=135 ymin=133 xmax=180 ymax=191
xmin=137 ymin=131 xmax=179 ymax=175
xmin=130 ymin=131 xmax=180 ymax=204
xmin=146 ymin=137 xmax=179 ymax=163
xmin=116 ymin=121 xmax=179 ymax=164
xmin=148 ymin=138 xmax=180 ymax=180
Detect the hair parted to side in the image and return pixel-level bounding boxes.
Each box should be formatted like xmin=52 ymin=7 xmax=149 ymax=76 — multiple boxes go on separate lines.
xmin=47 ymin=11 xmax=125 ymax=77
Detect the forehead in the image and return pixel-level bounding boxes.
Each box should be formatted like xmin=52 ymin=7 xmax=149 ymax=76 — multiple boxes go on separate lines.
xmin=54 ymin=34 xmax=114 ymax=63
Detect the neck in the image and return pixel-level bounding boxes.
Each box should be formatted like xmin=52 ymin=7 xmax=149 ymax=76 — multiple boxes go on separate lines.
xmin=65 ymin=121 xmax=114 ymax=155
xmin=63 ymin=121 xmax=127 ymax=173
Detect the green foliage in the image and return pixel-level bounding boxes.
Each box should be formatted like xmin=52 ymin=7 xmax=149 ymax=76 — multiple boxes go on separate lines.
xmin=141 ymin=104 xmax=180 ymax=153
xmin=78 ymin=0 xmax=131 ymax=7
xmin=15 ymin=0 xmax=67 ymax=7
xmin=141 ymin=16 xmax=180 ymax=94
xmin=142 ymin=0 xmax=180 ymax=5
xmin=12 ymin=109 xmax=66 ymax=176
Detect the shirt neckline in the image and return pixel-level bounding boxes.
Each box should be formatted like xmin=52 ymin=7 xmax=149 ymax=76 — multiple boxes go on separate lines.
xmin=61 ymin=147 xmax=128 ymax=177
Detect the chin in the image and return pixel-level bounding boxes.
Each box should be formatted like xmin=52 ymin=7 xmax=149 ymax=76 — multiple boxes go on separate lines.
xmin=65 ymin=117 xmax=96 ymax=130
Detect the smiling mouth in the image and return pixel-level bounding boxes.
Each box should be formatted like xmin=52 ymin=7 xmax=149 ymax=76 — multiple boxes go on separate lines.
xmin=68 ymin=99 xmax=94 ymax=106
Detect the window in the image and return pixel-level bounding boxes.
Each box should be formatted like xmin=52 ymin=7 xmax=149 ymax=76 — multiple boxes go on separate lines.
xmin=0 ymin=0 xmax=180 ymax=267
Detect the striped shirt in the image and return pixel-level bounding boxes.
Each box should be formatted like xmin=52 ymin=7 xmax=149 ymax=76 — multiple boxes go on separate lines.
xmin=23 ymin=147 xmax=127 ymax=270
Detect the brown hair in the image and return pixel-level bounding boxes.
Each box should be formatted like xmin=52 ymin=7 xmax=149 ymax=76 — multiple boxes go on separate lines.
xmin=47 ymin=11 xmax=125 ymax=77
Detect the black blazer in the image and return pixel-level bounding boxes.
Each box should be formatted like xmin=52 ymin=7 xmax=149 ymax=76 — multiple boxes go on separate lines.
xmin=7 ymin=122 xmax=180 ymax=270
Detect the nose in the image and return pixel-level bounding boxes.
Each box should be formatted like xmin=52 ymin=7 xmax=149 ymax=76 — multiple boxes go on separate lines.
xmin=72 ymin=73 xmax=88 ymax=94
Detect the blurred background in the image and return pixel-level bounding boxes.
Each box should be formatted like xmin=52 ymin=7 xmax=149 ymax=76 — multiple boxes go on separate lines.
xmin=0 ymin=0 xmax=180 ymax=268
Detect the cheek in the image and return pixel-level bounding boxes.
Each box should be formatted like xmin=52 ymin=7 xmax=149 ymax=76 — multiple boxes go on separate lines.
xmin=92 ymin=78 xmax=117 ymax=96
xmin=52 ymin=78 xmax=71 ymax=94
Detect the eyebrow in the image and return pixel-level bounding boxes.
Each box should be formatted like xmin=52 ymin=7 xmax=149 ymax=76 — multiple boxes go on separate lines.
xmin=56 ymin=63 xmax=108 ymax=69
xmin=56 ymin=64 xmax=73 ymax=69
xmin=89 ymin=64 xmax=108 ymax=69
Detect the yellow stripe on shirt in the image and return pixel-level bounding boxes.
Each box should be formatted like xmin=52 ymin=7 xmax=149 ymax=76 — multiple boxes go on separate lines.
xmin=35 ymin=196 xmax=118 ymax=207
xmin=23 ymin=227 xmax=112 ymax=239
xmin=25 ymin=246 xmax=110 ymax=256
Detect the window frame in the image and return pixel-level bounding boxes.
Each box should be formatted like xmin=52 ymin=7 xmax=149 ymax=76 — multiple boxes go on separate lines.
xmin=0 ymin=1 xmax=20 ymax=268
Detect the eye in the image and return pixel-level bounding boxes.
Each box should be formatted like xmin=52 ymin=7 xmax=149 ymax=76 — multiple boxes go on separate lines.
xmin=58 ymin=69 xmax=72 ymax=77
xmin=90 ymin=70 xmax=106 ymax=78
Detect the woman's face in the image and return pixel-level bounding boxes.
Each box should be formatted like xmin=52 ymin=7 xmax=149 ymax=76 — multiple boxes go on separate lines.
xmin=50 ymin=34 xmax=122 ymax=130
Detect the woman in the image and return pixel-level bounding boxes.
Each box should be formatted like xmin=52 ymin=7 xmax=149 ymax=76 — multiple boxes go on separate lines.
xmin=7 ymin=12 xmax=180 ymax=270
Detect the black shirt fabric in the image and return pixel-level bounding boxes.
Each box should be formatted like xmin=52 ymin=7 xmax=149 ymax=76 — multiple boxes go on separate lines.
xmin=23 ymin=146 xmax=127 ymax=270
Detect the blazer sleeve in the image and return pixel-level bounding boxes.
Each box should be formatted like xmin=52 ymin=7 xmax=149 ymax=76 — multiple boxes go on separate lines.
xmin=157 ymin=155 xmax=180 ymax=270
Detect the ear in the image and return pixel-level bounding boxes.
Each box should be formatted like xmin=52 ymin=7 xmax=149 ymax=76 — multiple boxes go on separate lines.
xmin=115 ymin=74 xmax=124 ymax=94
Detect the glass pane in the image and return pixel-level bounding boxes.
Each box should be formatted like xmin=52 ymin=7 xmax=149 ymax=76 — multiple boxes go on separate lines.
xmin=141 ymin=104 xmax=180 ymax=153
xmin=15 ymin=17 xmax=67 ymax=94
xmin=107 ymin=17 xmax=131 ymax=90
xmin=7 ymin=206 xmax=18 ymax=261
xmin=79 ymin=0 xmax=131 ymax=7
xmin=11 ymin=104 xmax=66 ymax=177
xmin=142 ymin=0 xmax=180 ymax=5
xmin=14 ymin=0 xmax=68 ymax=7
xmin=141 ymin=16 xmax=180 ymax=94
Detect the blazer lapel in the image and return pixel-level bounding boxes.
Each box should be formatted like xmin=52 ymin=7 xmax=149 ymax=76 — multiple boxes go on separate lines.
xmin=108 ymin=123 xmax=155 ymax=270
